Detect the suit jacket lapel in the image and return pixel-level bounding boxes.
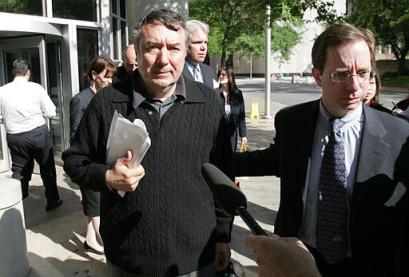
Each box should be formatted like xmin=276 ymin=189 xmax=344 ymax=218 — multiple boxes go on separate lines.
xmin=182 ymin=64 xmax=194 ymax=82
xmin=200 ymin=64 xmax=215 ymax=88
xmin=355 ymin=105 xmax=390 ymax=183
xmin=301 ymin=101 xmax=319 ymax=157
xmin=291 ymin=101 xmax=319 ymax=193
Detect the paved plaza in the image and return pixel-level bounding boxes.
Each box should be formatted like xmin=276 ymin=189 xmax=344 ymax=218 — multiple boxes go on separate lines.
xmin=3 ymin=77 xmax=408 ymax=276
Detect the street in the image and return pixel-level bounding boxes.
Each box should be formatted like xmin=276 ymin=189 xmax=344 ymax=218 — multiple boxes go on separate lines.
xmin=237 ymin=77 xmax=408 ymax=111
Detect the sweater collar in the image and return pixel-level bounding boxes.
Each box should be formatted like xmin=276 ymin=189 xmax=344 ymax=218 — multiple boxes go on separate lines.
xmin=132 ymin=71 xmax=187 ymax=109
xmin=111 ymin=70 xmax=206 ymax=105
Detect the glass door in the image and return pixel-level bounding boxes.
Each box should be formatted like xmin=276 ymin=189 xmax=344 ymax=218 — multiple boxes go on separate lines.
xmin=0 ymin=36 xmax=64 ymax=171
xmin=0 ymin=121 xmax=7 ymax=171
xmin=0 ymin=53 xmax=7 ymax=171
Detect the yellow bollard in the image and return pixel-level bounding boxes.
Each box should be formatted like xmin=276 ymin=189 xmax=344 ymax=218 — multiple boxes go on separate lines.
xmin=250 ymin=101 xmax=260 ymax=120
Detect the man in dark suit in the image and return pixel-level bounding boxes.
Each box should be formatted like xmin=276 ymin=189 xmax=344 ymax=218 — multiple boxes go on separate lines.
xmin=113 ymin=44 xmax=137 ymax=83
xmin=234 ymin=23 xmax=409 ymax=277
xmin=182 ymin=20 xmax=218 ymax=89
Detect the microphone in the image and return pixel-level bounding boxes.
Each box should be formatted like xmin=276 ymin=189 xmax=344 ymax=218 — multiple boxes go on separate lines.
xmin=202 ymin=163 xmax=268 ymax=236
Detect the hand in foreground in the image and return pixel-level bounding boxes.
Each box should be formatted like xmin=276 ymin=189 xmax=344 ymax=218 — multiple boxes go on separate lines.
xmin=245 ymin=235 xmax=320 ymax=277
xmin=241 ymin=137 xmax=248 ymax=145
xmin=214 ymin=242 xmax=231 ymax=272
xmin=106 ymin=151 xmax=145 ymax=191
xmin=392 ymin=108 xmax=403 ymax=116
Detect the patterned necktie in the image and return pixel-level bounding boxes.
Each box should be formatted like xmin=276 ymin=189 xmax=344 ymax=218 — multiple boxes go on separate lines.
xmin=193 ymin=64 xmax=202 ymax=82
xmin=316 ymin=118 xmax=347 ymax=264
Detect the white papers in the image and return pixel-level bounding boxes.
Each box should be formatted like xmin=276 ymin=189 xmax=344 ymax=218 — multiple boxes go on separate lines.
xmin=106 ymin=111 xmax=151 ymax=197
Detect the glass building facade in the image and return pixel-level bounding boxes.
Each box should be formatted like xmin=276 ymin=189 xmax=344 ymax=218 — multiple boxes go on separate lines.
xmin=0 ymin=0 xmax=129 ymax=171
xmin=0 ymin=0 xmax=188 ymax=172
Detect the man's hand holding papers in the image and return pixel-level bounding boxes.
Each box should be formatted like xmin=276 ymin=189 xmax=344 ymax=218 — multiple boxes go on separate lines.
xmin=106 ymin=150 xmax=145 ymax=192
xmin=105 ymin=111 xmax=151 ymax=196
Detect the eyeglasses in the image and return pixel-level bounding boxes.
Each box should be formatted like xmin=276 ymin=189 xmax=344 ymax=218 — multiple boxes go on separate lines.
xmin=328 ymin=70 xmax=375 ymax=83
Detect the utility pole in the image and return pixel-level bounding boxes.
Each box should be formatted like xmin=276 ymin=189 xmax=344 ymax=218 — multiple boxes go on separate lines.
xmin=264 ymin=5 xmax=272 ymax=118
xmin=249 ymin=54 xmax=253 ymax=80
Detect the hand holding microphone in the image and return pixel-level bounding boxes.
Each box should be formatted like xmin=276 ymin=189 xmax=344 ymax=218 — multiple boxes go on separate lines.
xmin=201 ymin=163 xmax=267 ymax=236
xmin=202 ymin=163 xmax=320 ymax=277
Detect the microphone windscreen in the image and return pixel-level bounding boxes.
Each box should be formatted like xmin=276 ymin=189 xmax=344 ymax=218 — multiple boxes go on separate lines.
xmin=202 ymin=163 xmax=247 ymax=215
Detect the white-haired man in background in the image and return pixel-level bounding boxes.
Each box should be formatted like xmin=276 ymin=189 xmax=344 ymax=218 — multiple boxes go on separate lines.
xmin=183 ymin=19 xmax=218 ymax=89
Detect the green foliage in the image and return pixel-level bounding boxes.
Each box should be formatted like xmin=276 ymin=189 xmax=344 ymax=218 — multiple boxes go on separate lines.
xmin=300 ymin=0 xmax=342 ymax=24
xmin=207 ymin=26 xmax=224 ymax=57
xmin=235 ymin=34 xmax=265 ymax=59
xmin=0 ymin=0 xmax=42 ymax=15
xmin=271 ymin=24 xmax=300 ymax=61
xmin=347 ymin=0 xmax=409 ymax=73
xmin=189 ymin=0 xmax=339 ymax=65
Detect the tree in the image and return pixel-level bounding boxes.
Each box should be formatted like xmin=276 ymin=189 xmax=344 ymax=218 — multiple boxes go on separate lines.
xmin=235 ymin=34 xmax=265 ymax=60
xmin=347 ymin=0 xmax=409 ymax=74
xmin=189 ymin=0 xmax=340 ymax=66
xmin=190 ymin=0 xmax=264 ymax=65
xmin=270 ymin=24 xmax=300 ymax=61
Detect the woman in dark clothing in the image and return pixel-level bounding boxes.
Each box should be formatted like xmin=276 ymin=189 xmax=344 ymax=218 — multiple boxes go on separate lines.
xmin=363 ymin=69 xmax=392 ymax=114
xmin=70 ymin=55 xmax=116 ymax=254
xmin=217 ymin=66 xmax=247 ymax=151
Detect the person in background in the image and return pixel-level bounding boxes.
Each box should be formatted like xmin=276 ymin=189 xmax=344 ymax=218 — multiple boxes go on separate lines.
xmin=63 ymin=9 xmax=232 ymax=276
xmin=0 ymin=59 xmax=62 ymax=211
xmin=217 ymin=66 xmax=247 ymax=152
xmin=182 ymin=19 xmax=218 ymax=89
xmin=70 ymin=55 xmax=116 ymax=255
xmin=113 ymin=44 xmax=137 ymax=82
xmin=362 ymin=68 xmax=391 ymax=114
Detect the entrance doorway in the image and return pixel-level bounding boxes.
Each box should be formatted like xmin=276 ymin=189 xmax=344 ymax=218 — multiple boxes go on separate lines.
xmin=0 ymin=36 xmax=65 ymax=172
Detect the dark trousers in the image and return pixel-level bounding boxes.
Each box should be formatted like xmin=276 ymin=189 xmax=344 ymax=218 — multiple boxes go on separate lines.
xmin=6 ymin=125 xmax=60 ymax=202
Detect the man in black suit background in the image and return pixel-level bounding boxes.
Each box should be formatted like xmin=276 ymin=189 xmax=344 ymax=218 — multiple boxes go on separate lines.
xmin=234 ymin=23 xmax=409 ymax=277
xmin=113 ymin=44 xmax=137 ymax=83
xmin=183 ymin=19 xmax=218 ymax=89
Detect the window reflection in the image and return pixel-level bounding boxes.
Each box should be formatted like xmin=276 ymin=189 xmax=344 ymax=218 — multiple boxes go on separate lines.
xmin=46 ymin=42 xmax=64 ymax=153
xmin=121 ymin=21 xmax=127 ymax=52
xmin=111 ymin=0 xmax=127 ymax=59
xmin=53 ymin=0 xmax=96 ymax=21
xmin=0 ymin=0 xmax=42 ymax=16
xmin=120 ymin=0 xmax=125 ymax=18
xmin=113 ymin=19 xmax=118 ymax=59
xmin=77 ymin=28 xmax=98 ymax=91
xmin=111 ymin=0 xmax=117 ymax=15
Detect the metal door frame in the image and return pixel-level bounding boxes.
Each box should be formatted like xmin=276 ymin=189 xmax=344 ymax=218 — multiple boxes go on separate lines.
xmin=0 ymin=36 xmax=47 ymax=172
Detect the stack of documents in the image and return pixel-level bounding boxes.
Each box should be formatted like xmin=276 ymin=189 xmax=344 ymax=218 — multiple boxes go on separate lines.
xmin=106 ymin=111 xmax=151 ymax=196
